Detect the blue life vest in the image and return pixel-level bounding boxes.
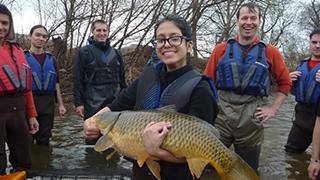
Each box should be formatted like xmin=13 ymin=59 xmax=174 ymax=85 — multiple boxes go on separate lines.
xmin=216 ymin=39 xmax=270 ymax=96
xmin=135 ymin=63 xmax=218 ymax=110
xmin=25 ymin=51 xmax=57 ymax=94
xmin=293 ymin=58 xmax=320 ymax=105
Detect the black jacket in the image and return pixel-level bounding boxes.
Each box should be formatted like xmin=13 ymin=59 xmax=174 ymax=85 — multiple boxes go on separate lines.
xmin=73 ymin=37 xmax=126 ymax=118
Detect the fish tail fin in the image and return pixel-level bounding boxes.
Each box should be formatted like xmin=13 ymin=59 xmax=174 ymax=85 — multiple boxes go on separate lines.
xmin=225 ymin=155 xmax=260 ymax=180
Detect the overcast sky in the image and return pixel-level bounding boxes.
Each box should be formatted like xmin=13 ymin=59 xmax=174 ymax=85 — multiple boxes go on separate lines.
xmin=11 ymin=2 xmax=38 ymax=35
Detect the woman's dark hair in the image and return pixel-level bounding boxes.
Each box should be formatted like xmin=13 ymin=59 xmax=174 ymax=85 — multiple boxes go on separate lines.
xmin=154 ymin=14 xmax=192 ymax=41
xmin=29 ymin=24 xmax=48 ymax=36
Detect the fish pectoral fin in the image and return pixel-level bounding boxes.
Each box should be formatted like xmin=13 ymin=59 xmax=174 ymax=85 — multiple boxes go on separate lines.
xmin=106 ymin=149 xmax=117 ymax=160
xmin=94 ymin=134 xmax=114 ymax=152
xmin=145 ymin=159 xmax=161 ymax=180
xmin=186 ymin=158 xmax=209 ymax=179
xmin=136 ymin=155 xmax=148 ymax=167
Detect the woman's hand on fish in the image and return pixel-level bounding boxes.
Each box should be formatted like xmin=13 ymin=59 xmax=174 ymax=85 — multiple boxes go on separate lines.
xmin=95 ymin=106 xmax=111 ymax=115
xmin=142 ymin=121 xmax=171 ymax=155
xmin=84 ymin=118 xmax=101 ymax=140
xmin=141 ymin=121 xmax=185 ymax=163
xmin=83 ymin=106 xmax=111 ymax=140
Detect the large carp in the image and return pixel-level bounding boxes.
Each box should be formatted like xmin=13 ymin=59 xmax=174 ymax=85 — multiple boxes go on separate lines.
xmin=89 ymin=106 xmax=259 ymax=180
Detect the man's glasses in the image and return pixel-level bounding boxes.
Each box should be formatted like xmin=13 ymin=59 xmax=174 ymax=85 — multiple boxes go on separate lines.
xmin=153 ymin=36 xmax=189 ymax=48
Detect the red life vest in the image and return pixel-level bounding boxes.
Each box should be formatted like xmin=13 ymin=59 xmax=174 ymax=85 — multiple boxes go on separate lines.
xmin=0 ymin=43 xmax=32 ymax=96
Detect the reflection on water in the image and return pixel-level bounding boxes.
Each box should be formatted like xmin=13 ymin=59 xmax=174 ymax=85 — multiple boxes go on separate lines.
xmin=259 ymin=95 xmax=310 ymax=180
xmin=29 ymin=114 xmax=131 ymax=178
xmin=27 ymin=95 xmax=310 ymax=179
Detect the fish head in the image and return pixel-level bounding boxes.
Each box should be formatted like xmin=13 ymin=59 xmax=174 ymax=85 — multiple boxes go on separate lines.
xmin=92 ymin=111 xmax=121 ymax=134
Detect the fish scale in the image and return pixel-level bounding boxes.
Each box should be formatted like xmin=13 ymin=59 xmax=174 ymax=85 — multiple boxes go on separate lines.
xmin=93 ymin=107 xmax=259 ymax=180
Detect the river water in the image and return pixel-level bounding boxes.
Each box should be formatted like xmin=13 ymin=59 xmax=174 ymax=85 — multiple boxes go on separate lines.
xmin=24 ymin=95 xmax=311 ymax=180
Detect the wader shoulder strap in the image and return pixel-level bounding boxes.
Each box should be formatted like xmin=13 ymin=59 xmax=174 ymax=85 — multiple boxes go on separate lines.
xmin=160 ymin=70 xmax=201 ymax=110
xmin=87 ymin=45 xmax=117 ymax=66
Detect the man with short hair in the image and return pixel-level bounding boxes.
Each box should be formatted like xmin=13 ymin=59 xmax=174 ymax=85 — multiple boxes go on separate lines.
xmin=25 ymin=24 xmax=66 ymax=146
xmin=204 ymin=2 xmax=292 ymax=171
xmin=73 ymin=20 xmax=126 ymax=144
xmin=285 ymin=29 xmax=320 ymax=154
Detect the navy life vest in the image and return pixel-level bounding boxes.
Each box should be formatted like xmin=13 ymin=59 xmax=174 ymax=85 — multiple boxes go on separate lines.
xmin=293 ymin=58 xmax=320 ymax=105
xmin=216 ymin=39 xmax=270 ymax=96
xmin=25 ymin=51 xmax=57 ymax=94
xmin=0 ymin=43 xmax=32 ymax=96
xmin=135 ymin=63 xmax=218 ymax=111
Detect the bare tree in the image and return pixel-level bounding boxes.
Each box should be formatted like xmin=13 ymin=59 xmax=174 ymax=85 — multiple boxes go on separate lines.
xmin=258 ymin=0 xmax=295 ymax=46
xmin=0 ymin=0 xmax=15 ymax=6
xmin=299 ymin=0 xmax=320 ymax=31
xmin=281 ymin=32 xmax=308 ymax=71
xmin=194 ymin=0 xmax=243 ymax=57
xmin=25 ymin=0 xmax=303 ymax=78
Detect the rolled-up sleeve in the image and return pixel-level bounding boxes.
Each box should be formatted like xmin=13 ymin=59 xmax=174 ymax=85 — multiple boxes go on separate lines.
xmin=266 ymin=45 xmax=292 ymax=95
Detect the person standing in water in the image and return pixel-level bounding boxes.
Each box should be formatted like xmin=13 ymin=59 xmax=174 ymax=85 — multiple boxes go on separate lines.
xmin=203 ymin=2 xmax=292 ymax=171
xmin=0 ymin=4 xmax=39 ymax=175
xmin=73 ymin=20 xmax=126 ymax=145
xmin=25 ymin=24 xmax=66 ymax=146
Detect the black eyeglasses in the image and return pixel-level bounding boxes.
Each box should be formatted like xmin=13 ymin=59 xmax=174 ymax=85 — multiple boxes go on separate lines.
xmin=153 ymin=36 xmax=189 ymax=48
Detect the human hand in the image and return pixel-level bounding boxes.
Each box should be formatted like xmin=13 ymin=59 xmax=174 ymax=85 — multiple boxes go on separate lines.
xmin=141 ymin=121 xmax=172 ymax=156
xmin=29 ymin=117 xmax=39 ymax=134
xmin=289 ymin=71 xmax=302 ymax=82
xmin=83 ymin=106 xmax=111 ymax=139
xmin=94 ymin=106 xmax=111 ymax=116
xmin=59 ymin=104 xmax=67 ymax=116
xmin=308 ymin=161 xmax=320 ymax=180
xmin=83 ymin=117 xmax=101 ymax=140
xmin=254 ymin=106 xmax=277 ymax=123
xmin=75 ymin=105 xmax=84 ymax=118
xmin=316 ymin=70 xmax=320 ymax=83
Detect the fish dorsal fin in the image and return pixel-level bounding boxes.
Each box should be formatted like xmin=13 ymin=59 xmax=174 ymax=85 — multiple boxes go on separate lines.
xmin=106 ymin=149 xmax=117 ymax=160
xmin=156 ymin=105 xmax=176 ymax=112
xmin=94 ymin=134 xmax=114 ymax=152
xmin=145 ymin=159 xmax=161 ymax=180
xmin=186 ymin=158 xmax=209 ymax=179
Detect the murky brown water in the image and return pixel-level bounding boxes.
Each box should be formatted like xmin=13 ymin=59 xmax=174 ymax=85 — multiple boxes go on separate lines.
xmin=23 ymin=95 xmax=310 ymax=179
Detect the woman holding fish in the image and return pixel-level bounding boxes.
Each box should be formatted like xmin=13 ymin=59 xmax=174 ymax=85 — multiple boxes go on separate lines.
xmin=84 ymin=14 xmax=218 ymax=180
